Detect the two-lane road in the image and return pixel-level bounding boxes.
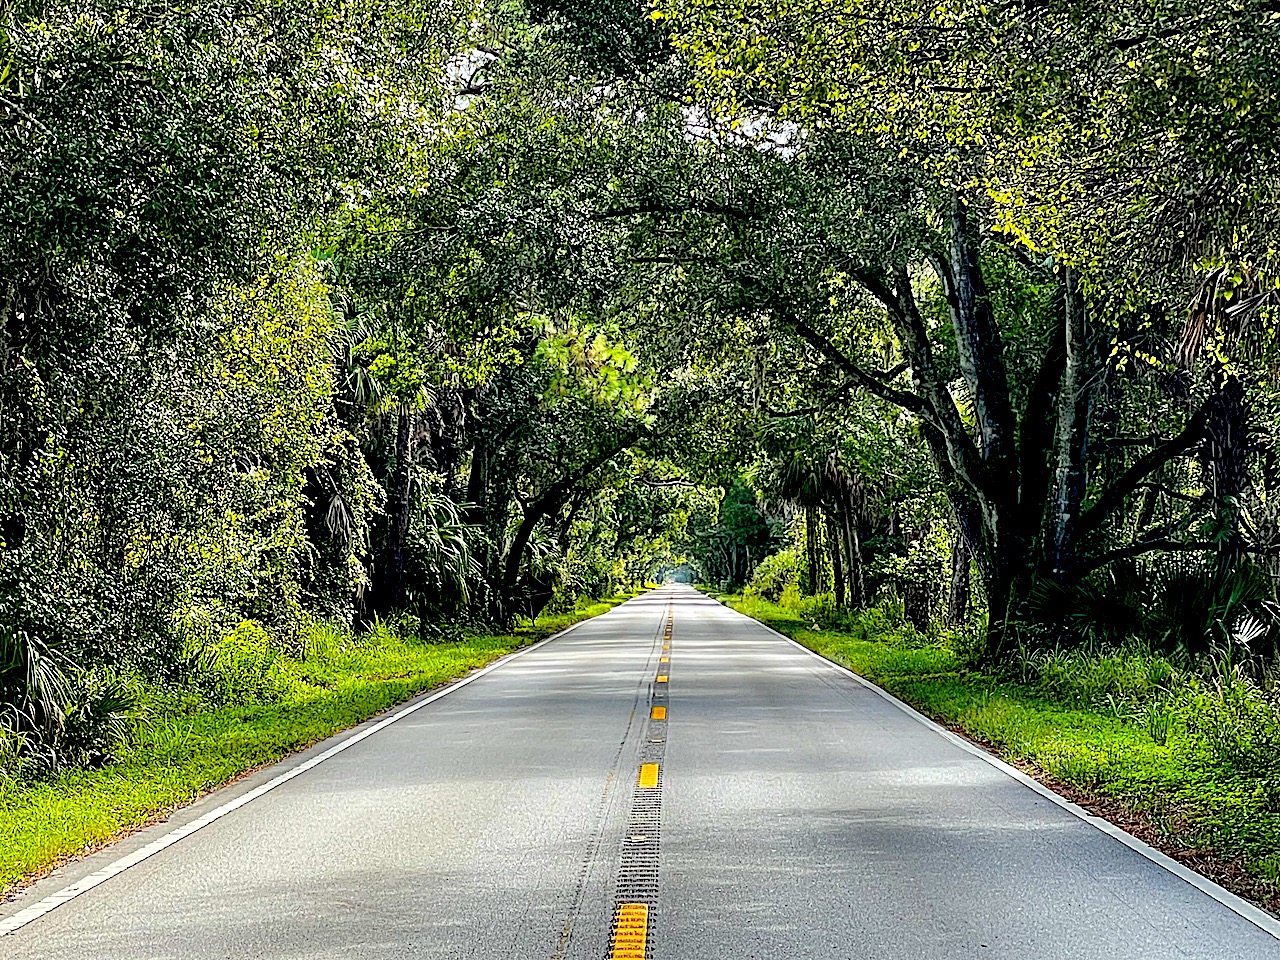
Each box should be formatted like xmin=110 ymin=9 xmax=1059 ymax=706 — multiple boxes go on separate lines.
xmin=3 ymin=585 xmax=1277 ymax=958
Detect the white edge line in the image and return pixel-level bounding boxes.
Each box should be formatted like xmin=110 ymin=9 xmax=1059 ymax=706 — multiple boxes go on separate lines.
xmin=729 ymin=603 xmax=1280 ymax=942
xmin=0 ymin=613 xmax=604 ymax=937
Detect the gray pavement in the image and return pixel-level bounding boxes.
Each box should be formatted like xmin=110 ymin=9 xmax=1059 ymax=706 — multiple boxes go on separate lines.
xmin=2 ymin=584 xmax=1277 ymax=958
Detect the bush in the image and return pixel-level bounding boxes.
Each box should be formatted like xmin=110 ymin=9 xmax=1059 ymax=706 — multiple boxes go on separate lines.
xmin=0 ymin=624 xmax=142 ymax=776
xmin=301 ymin=620 xmax=344 ymax=662
xmin=195 ymin=620 xmax=286 ymax=705
xmin=57 ymin=669 xmax=141 ymax=769
xmin=789 ymin=590 xmax=840 ymax=629
xmin=1031 ymin=650 xmax=1179 ymax=712
xmin=746 ymin=548 xmax=802 ymax=602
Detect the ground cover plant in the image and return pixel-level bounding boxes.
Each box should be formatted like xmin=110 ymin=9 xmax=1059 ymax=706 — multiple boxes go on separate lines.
xmin=726 ymin=591 xmax=1280 ymax=913
xmin=0 ymin=594 xmax=631 ymax=897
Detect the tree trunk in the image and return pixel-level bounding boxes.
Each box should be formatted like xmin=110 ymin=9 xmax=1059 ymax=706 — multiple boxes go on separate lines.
xmin=805 ymin=505 xmax=819 ymax=595
xmin=498 ymin=435 xmax=637 ymax=613
xmin=381 ymin=408 xmax=415 ymax=614
xmin=1046 ymin=269 xmax=1096 ymax=582
xmin=947 ymin=530 xmax=970 ymax=627
xmin=782 ymin=209 xmax=1211 ymax=663
xmin=903 ymin=583 xmax=930 ymax=633
xmin=828 ymin=511 xmax=846 ymax=608
xmin=902 ymin=522 xmax=932 ymax=633
xmin=840 ymin=487 xmax=865 ymax=608
xmin=1203 ymin=373 xmax=1248 ymax=582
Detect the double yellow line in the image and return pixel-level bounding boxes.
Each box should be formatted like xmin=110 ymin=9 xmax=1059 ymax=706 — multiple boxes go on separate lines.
xmin=609 ymin=604 xmax=674 ymax=959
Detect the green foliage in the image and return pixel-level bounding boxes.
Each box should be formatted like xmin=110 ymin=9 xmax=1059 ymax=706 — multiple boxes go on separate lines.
xmin=661 ymin=0 xmax=1280 ymax=301
xmin=1180 ymin=671 xmax=1280 ymax=776
xmin=1019 ymin=561 xmax=1279 ymax=660
xmin=745 ymin=546 xmax=801 ymax=602
xmin=4 ymin=0 xmax=1280 ymax=921
xmin=198 ymin=621 xmax=286 ymax=707
xmin=0 ymin=0 xmax=468 ymax=743
xmin=684 ymin=483 xmax=782 ymax=588
xmin=1031 ymin=651 xmax=1179 ymax=714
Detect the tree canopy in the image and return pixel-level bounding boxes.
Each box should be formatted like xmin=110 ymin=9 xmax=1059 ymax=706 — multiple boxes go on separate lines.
xmin=4 ymin=0 xmax=1280 ymax=765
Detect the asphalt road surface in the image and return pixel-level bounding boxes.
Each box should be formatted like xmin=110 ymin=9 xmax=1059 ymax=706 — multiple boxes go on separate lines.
xmin=3 ymin=584 xmax=1278 ymax=958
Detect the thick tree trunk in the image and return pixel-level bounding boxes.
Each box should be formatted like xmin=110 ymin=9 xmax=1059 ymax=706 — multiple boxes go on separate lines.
xmin=784 ymin=210 xmax=1210 ymax=663
xmin=1046 ymin=270 xmax=1096 ymax=582
xmin=938 ymin=196 xmax=1017 ymax=467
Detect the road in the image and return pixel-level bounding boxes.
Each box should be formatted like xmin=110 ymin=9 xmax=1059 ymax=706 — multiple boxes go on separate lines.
xmin=2 ymin=584 xmax=1277 ymax=958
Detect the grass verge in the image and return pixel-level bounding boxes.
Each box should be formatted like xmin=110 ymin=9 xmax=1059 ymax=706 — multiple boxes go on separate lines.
xmin=0 ymin=593 xmax=634 ymax=899
xmin=725 ymin=592 xmax=1280 ymax=916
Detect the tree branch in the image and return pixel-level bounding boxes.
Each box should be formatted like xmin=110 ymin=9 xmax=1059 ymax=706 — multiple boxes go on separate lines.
xmin=1098 ymin=433 xmax=1172 ymax=448
xmin=764 ymin=365 xmax=907 ymax=418
xmin=1073 ymin=538 xmax=1214 ymax=578
xmin=501 ymin=432 xmax=641 ymax=590
xmin=0 ymin=94 xmax=51 ymax=135
xmin=787 ymin=318 xmax=931 ymax=416
xmin=1130 ymin=481 xmax=1202 ymax=505
xmin=591 ymin=201 xmax=752 ymax=221
xmin=1076 ymin=404 xmax=1210 ymax=538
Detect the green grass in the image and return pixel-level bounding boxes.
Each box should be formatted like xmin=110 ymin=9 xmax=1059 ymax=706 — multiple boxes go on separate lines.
xmin=0 ymin=593 xmax=632 ymax=897
xmin=727 ymin=593 xmax=1280 ymax=913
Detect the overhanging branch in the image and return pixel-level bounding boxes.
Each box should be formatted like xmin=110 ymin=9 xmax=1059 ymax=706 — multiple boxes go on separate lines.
xmin=591 ymin=201 xmax=752 ymax=221
xmin=765 ymin=364 xmax=908 ymax=418
xmin=786 ymin=318 xmax=931 ymax=417
xmin=1076 ymin=404 xmax=1210 ymax=537
xmin=1074 ymin=538 xmax=1214 ymax=578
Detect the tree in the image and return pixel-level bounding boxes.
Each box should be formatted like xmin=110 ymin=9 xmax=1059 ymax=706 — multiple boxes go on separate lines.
xmin=640 ymin=1 xmax=1280 ymax=655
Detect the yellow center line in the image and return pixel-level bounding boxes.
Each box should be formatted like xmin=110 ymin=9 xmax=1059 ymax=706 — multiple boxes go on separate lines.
xmin=610 ymin=903 xmax=648 ymax=959
xmin=656 ymin=674 xmax=668 ymax=683
xmin=662 ymin=644 xmax=669 ymax=650
xmin=660 ymin=656 xmax=669 ymax=663
xmin=638 ymin=763 xmax=659 ymax=788
xmin=650 ymin=705 xmax=666 ymax=720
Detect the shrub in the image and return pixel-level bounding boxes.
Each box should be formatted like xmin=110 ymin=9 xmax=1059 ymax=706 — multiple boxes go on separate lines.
xmin=746 ymin=548 xmax=802 ymax=603
xmin=57 ymin=669 xmax=142 ymax=769
xmin=301 ymin=620 xmax=345 ymax=663
xmin=1032 ymin=650 xmax=1178 ymax=712
xmin=789 ymin=591 xmax=840 ymax=629
xmin=196 ymin=620 xmax=286 ymax=705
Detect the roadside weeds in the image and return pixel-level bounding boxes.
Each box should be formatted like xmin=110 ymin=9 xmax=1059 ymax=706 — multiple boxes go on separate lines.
xmin=0 ymin=594 xmax=633 ymax=899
